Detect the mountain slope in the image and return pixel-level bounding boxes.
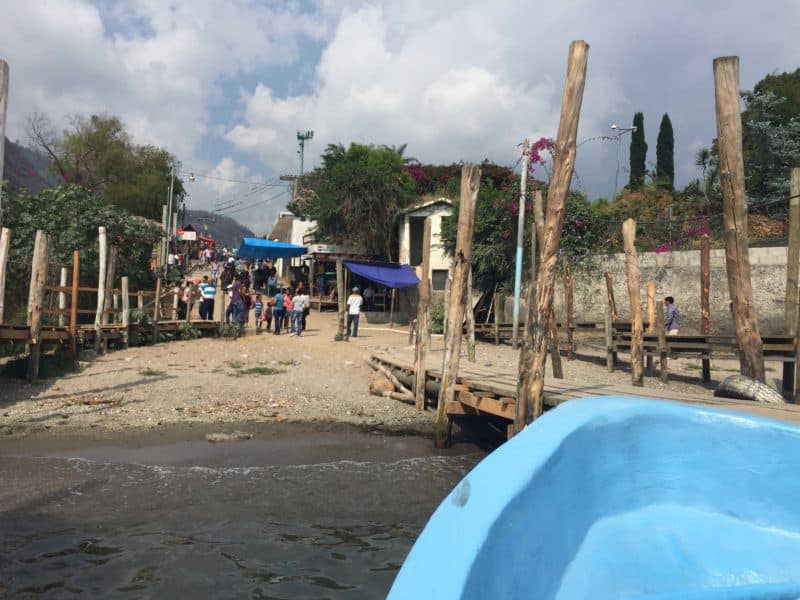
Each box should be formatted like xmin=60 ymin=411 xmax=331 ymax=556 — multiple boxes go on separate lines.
xmin=184 ymin=209 xmax=255 ymax=250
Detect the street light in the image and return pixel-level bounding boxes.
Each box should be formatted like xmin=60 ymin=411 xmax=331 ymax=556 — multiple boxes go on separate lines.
xmin=610 ymin=123 xmax=637 ymax=198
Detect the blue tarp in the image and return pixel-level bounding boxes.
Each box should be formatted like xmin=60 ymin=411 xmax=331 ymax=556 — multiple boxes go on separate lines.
xmin=345 ymin=261 xmax=420 ymax=289
xmin=237 ymin=238 xmax=306 ymax=259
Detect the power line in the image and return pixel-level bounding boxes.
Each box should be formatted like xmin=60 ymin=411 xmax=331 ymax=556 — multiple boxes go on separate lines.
xmin=218 ymin=189 xmax=290 ymax=216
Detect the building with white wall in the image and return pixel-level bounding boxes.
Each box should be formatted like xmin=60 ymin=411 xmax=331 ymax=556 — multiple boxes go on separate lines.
xmin=267 ymin=211 xmax=315 ymax=280
xmin=397 ymin=198 xmax=453 ymax=291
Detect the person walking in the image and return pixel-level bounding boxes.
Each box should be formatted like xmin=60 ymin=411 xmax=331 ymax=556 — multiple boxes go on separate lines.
xmin=272 ymin=288 xmax=285 ymax=335
xmin=253 ymin=293 xmax=264 ymax=334
xmin=346 ymin=286 xmax=363 ymax=338
xmin=664 ymin=296 xmax=681 ymax=335
xmin=290 ymin=288 xmax=308 ymax=336
xmin=197 ymin=276 xmax=216 ymax=320
xmin=230 ymin=276 xmax=244 ymax=331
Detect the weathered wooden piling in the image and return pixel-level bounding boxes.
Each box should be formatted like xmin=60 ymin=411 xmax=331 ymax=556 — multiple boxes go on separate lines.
xmin=622 ymin=218 xmax=644 ymax=386
xmin=522 ymin=40 xmax=589 ymax=421
xmin=714 ymin=55 xmax=764 ymax=381
xmin=0 ymin=227 xmax=9 ymax=324
xmin=94 ymin=227 xmax=107 ymax=352
xmin=435 ymin=164 xmax=481 ymax=448
xmin=26 ymin=230 xmax=49 ymax=381
xmin=413 ymin=217 xmax=432 ymax=410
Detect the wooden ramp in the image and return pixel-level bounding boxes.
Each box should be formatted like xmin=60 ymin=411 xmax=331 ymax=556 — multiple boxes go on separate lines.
xmin=370 ymin=349 xmax=800 ymax=434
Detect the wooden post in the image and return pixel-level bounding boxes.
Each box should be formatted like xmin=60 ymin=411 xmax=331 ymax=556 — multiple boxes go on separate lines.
xmin=700 ymin=234 xmax=712 ymax=382
xmin=563 ymin=258 xmax=574 ymax=360
xmin=604 ymin=272 xmax=618 ymax=322
xmin=57 ymin=267 xmax=68 ymax=327
xmin=0 ymin=227 xmax=10 ymax=324
xmin=185 ymin=282 xmax=195 ymax=323
xmin=622 ymin=218 xmax=644 ymax=386
xmin=413 ymin=217 xmax=432 ymax=410
xmin=102 ymin=246 xmax=116 ymax=324
xmin=605 ymin=304 xmax=615 ymax=372
xmin=137 ymin=290 xmax=143 ymax=310
xmin=94 ymin=227 xmax=107 ymax=353
xmin=152 ymin=277 xmax=161 ymax=342
xmin=26 ymin=231 xmax=49 ymax=381
xmin=70 ymin=250 xmax=79 ymax=357
xmin=646 ymin=280 xmax=656 ymax=375
xmin=515 ymin=192 xmax=544 ymax=432
xmin=0 ymin=61 xmax=7 ymax=224
xmin=435 ymin=164 xmax=481 ymax=448
xmin=548 ymin=309 xmax=563 ymax=378
xmin=121 ymin=276 xmax=130 ymax=348
xmin=786 ymin=168 xmax=800 ymax=335
xmin=493 ymin=293 xmax=502 ymax=346
xmin=442 ymin=263 xmax=453 ymax=336
xmin=390 ymin=288 xmax=397 ymax=328
xmin=466 ymin=267 xmax=476 ymax=362
xmin=714 ymin=55 xmax=765 ymax=381
xmin=336 ymin=258 xmax=345 ymax=338
xmin=521 ymin=40 xmax=589 ymax=421
xmin=214 ymin=283 xmax=224 ymax=323
xmin=656 ymin=304 xmax=669 ymax=382
xmin=172 ymin=286 xmax=179 ymax=320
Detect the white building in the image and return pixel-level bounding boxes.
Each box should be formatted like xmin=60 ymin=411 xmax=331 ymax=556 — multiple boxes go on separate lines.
xmin=397 ymin=197 xmax=453 ymax=291
xmin=267 ymin=211 xmax=315 ymax=280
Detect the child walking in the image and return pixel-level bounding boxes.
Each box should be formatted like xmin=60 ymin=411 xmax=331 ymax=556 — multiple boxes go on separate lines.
xmin=254 ymin=293 xmax=264 ymax=334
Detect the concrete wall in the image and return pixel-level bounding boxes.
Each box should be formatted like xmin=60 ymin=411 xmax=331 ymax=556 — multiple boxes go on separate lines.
xmin=541 ymin=246 xmax=788 ymax=335
xmin=398 ymin=202 xmax=453 ymax=286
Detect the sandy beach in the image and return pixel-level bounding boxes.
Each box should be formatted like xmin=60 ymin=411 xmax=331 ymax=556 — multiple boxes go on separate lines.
xmin=0 ymin=310 xmax=757 ymax=446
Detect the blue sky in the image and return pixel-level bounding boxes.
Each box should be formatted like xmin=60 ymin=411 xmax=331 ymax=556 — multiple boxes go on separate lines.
xmin=1 ymin=0 xmax=798 ymax=234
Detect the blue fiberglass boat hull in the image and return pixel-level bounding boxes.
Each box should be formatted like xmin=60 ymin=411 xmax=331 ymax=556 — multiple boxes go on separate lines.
xmin=389 ymin=396 xmax=800 ymax=599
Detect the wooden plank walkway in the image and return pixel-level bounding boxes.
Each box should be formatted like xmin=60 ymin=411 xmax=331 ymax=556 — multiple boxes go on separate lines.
xmin=370 ymin=348 xmax=800 ymax=429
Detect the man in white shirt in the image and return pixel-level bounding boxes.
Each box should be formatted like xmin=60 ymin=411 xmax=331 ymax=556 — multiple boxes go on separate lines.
xmin=290 ymin=290 xmax=308 ymax=336
xmin=346 ymin=286 xmax=363 ymax=338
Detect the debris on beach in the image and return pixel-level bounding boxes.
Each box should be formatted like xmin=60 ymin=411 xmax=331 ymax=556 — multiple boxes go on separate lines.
xmin=714 ymin=374 xmax=786 ymax=404
xmin=205 ymin=431 xmax=253 ymax=443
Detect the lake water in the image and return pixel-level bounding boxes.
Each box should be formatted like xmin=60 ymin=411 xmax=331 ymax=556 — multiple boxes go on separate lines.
xmin=0 ymin=429 xmax=483 ymax=598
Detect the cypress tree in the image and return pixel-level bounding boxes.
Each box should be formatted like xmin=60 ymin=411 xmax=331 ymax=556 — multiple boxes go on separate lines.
xmin=656 ymin=113 xmax=675 ymax=190
xmin=628 ymin=112 xmax=647 ymax=190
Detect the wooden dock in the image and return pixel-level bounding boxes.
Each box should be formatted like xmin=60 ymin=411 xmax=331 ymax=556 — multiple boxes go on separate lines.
xmin=370 ymin=348 xmax=800 ymax=438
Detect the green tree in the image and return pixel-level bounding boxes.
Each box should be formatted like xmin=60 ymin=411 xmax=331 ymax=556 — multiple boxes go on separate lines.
xmin=290 ymin=143 xmax=414 ymax=260
xmin=656 ymin=113 xmax=675 ymax=190
xmin=628 ymin=112 xmax=647 ymax=190
xmin=2 ymin=184 xmax=162 ymax=323
xmin=27 ymin=112 xmax=185 ymax=220
xmin=751 ymin=68 xmax=800 ymax=123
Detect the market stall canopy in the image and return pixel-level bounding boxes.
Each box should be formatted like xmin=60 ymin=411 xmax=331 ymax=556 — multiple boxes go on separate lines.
xmin=237 ymin=238 xmax=307 ymax=259
xmin=345 ymin=261 xmax=420 ymax=289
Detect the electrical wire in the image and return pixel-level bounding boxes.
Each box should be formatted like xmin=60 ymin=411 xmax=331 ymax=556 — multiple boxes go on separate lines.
xmin=218 ymin=189 xmax=290 ymax=216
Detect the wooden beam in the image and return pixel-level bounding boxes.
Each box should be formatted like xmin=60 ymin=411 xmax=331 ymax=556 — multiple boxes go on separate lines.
xmin=152 ymin=277 xmax=161 ymax=343
xmin=413 ymin=217 xmax=432 ymax=410
xmin=646 ymin=280 xmax=656 ymax=375
xmin=466 ymin=267 xmax=476 ymax=362
xmin=435 ymin=164 xmax=481 ymax=448
xmin=70 ymin=250 xmax=79 ymax=357
xmin=623 ymin=218 xmax=644 ymax=386
xmin=121 ymin=276 xmax=130 ymax=348
xmin=94 ymin=227 xmax=107 ymax=352
xmin=26 ymin=230 xmax=49 ymax=381
xmin=787 ymin=168 xmax=800 ymax=335
xmin=604 ymin=271 xmax=618 ymax=322
xmin=605 ymin=303 xmax=615 ymax=372
xmin=700 ymin=233 xmax=712 ymax=382
xmin=525 ymin=40 xmax=589 ymax=420
xmin=564 ymin=258 xmax=574 ymax=360
xmin=548 ymin=308 xmax=563 ymax=378
xmin=714 ymin=55 xmax=765 ymax=381
xmin=102 ymin=246 xmax=116 ymax=325
xmin=336 ymin=258 xmax=345 ymax=338
xmin=0 ymin=227 xmax=9 ymax=324
xmin=58 ymin=267 xmax=68 ymax=327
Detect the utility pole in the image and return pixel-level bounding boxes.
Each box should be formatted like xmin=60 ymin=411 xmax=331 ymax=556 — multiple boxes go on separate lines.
xmin=165 ymin=163 xmax=175 ymax=267
xmin=511 ymin=139 xmax=530 ymax=349
xmin=0 ymin=60 xmax=9 ymax=227
xmin=297 ymin=130 xmax=314 ymax=176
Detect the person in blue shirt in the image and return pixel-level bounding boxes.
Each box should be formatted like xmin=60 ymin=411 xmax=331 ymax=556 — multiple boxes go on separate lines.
xmin=272 ymin=288 xmax=285 ymax=335
xmin=197 ymin=275 xmax=216 ymax=320
xmin=664 ymin=296 xmax=680 ymax=335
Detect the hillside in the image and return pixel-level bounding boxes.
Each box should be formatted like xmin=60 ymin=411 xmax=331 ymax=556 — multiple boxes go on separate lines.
xmin=3 ymin=138 xmax=60 ymax=194
xmin=184 ymin=209 xmax=255 ymax=250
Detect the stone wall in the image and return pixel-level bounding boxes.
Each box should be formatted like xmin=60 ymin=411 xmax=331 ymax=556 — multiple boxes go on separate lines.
xmin=543 ymin=247 xmax=788 ymax=335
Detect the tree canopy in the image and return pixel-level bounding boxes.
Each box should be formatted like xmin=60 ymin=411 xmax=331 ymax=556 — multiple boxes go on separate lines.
xmin=27 ymin=113 xmax=185 ymax=220
xmin=628 ymin=112 xmax=647 ymax=191
xmin=656 ymin=113 xmax=675 ymax=190
xmin=290 ymin=143 xmax=415 ymax=260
